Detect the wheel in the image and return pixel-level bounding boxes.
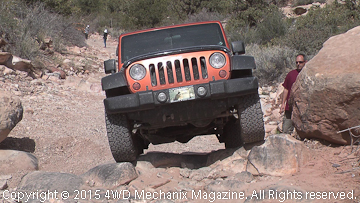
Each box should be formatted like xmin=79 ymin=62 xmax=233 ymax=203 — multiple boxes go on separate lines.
xmin=105 ymin=113 xmax=144 ymax=162
xmin=224 ymin=94 xmax=265 ymax=148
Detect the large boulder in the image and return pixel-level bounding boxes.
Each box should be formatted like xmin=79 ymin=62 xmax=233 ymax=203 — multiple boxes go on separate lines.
xmin=291 ymin=26 xmax=360 ymax=144
xmin=0 ymin=90 xmax=23 ymax=143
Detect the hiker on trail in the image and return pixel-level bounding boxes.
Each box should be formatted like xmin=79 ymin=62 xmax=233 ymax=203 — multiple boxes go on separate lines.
xmin=103 ymin=28 xmax=108 ymax=48
xmin=84 ymin=25 xmax=90 ymax=39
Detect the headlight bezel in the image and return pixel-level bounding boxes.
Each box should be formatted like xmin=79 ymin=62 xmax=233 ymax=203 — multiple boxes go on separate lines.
xmin=129 ymin=64 xmax=146 ymax=81
xmin=209 ymin=52 xmax=226 ymax=69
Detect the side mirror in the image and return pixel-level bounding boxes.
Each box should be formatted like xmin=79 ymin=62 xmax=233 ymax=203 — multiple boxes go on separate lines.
xmin=104 ymin=59 xmax=116 ymax=74
xmin=231 ymin=41 xmax=245 ymax=55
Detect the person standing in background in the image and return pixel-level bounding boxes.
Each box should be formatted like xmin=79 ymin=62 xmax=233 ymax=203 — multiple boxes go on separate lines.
xmin=280 ymin=54 xmax=307 ymax=134
xmin=84 ymin=25 xmax=89 ymax=39
xmin=103 ymin=28 xmax=108 ymax=48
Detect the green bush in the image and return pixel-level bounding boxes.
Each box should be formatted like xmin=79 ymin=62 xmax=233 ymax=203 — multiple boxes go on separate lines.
xmin=0 ymin=1 xmax=40 ymax=59
xmin=225 ymin=25 xmax=258 ymax=45
xmin=292 ymin=0 xmax=325 ymax=6
xmin=253 ymin=6 xmax=288 ymax=44
xmin=120 ymin=0 xmax=168 ymax=29
xmin=0 ymin=1 xmax=85 ymax=60
xmin=184 ymin=8 xmax=228 ymax=24
xmin=282 ymin=1 xmax=360 ymax=56
xmin=25 ymin=0 xmax=81 ymax=15
xmin=225 ymin=4 xmax=288 ymax=45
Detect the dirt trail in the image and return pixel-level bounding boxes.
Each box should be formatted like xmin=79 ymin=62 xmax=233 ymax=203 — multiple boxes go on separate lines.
xmin=4 ymin=33 xmax=360 ymax=200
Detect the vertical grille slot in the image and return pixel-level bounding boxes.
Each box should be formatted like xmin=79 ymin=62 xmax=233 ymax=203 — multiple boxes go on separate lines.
xmin=147 ymin=55 xmax=209 ymax=87
xmin=175 ymin=60 xmax=182 ymax=82
xmin=166 ymin=61 xmax=174 ymax=84
xmin=191 ymin=58 xmax=200 ymax=80
xmin=183 ymin=59 xmax=191 ymax=81
xmin=150 ymin=64 xmax=157 ymax=86
xmin=158 ymin=62 xmax=166 ymax=85
xmin=200 ymin=57 xmax=208 ymax=79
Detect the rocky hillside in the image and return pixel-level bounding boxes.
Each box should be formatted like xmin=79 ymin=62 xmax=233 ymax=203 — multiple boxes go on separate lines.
xmin=0 ymin=32 xmax=359 ymax=202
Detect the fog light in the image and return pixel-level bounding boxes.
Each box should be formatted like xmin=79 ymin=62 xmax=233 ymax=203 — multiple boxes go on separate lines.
xmin=197 ymin=86 xmax=207 ymax=97
xmin=133 ymin=82 xmax=141 ymax=90
xmin=157 ymin=92 xmax=167 ymax=103
xmin=219 ymin=70 xmax=227 ymax=78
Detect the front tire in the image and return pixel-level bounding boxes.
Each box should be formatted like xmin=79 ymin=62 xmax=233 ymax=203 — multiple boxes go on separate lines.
xmin=224 ymin=94 xmax=265 ymax=148
xmin=105 ymin=113 xmax=143 ymax=162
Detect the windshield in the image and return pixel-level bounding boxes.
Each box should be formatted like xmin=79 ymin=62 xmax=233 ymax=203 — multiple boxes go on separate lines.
xmin=121 ymin=23 xmax=226 ymax=63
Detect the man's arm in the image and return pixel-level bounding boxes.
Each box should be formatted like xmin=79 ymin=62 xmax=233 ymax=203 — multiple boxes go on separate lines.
xmin=280 ymin=88 xmax=288 ymax=114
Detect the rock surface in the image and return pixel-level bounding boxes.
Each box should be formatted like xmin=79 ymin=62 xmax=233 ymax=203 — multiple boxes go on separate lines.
xmin=0 ymin=52 xmax=36 ymax=78
xmin=291 ymin=26 xmax=360 ymax=145
xmin=18 ymin=171 xmax=83 ymax=197
xmin=0 ymin=52 xmax=12 ymax=64
xmin=82 ymin=163 xmax=138 ymax=188
xmin=0 ymin=90 xmax=23 ymax=143
xmin=0 ymin=150 xmax=38 ymax=173
xmin=247 ymin=134 xmax=312 ymax=176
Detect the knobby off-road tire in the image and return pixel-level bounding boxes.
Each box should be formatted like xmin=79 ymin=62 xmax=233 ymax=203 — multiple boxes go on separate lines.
xmin=224 ymin=94 xmax=265 ymax=148
xmin=105 ymin=113 xmax=143 ymax=162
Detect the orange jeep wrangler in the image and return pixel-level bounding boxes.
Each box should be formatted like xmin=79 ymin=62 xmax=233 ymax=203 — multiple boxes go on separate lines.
xmin=102 ymin=21 xmax=265 ymax=162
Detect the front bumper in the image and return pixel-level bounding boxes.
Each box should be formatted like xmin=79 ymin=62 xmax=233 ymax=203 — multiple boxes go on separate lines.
xmin=104 ymin=77 xmax=259 ymax=114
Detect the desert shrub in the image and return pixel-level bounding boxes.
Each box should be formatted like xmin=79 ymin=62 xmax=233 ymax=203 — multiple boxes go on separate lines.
xmin=184 ymin=8 xmax=228 ymax=23
xmin=253 ymin=6 xmax=288 ymax=44
xmin=0 ymin=1 xmax=40 ymax=59
xmin=292 ymin=0 xmax=326 ymax=6
xmin=246 ymin=44 xmax=299 ymax=85
xmin=0 ymin=1 xmax=85 ymax=60
xmin=120 ymin=0 xmax=168 ymax=30
xmin=226 ymin=5 xmax=287 ymax=45
xmin=76 ymin=0 xmax=103 ymax=15
xmin=25 ymin=0 xmax=81 ymax=15
xmin=270 ymin=0 xmax=291 ymax=6
xmin=225 ymin=25 xmax=258 ymax=45
xmin=281 ymin=27 xmax=328 ymax=57
xmin=282 ymin=1 xmax=360 ymax=56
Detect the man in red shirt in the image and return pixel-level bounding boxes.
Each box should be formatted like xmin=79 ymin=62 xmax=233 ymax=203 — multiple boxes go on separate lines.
xmin=280 ymin=54 xmax=307 ymax=134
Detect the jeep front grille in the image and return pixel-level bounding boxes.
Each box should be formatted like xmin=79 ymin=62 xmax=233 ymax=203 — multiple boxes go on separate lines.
xmin=149 ymin=57 xmax=208 ymax=87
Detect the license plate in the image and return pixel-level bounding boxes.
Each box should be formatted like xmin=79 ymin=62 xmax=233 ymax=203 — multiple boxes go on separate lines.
xmin=169 ymin=86 xmax=195 ymax=103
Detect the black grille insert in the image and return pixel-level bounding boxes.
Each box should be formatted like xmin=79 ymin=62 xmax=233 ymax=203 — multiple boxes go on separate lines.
xmin=149 ymin=57 xmax=208 ymax=86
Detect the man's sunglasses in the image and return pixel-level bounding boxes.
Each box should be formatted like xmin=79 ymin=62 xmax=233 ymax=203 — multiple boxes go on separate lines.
xmin=296 ymin=61 xmax=305 ymax=64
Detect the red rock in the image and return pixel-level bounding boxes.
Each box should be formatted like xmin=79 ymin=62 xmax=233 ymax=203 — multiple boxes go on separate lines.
xmin=291 ymin=26 xmax=360 ymax=144
xmin=0 ymin=52 xmax=11 ymax=64
xmin=47 ymin=67 xmax=66 ymax=79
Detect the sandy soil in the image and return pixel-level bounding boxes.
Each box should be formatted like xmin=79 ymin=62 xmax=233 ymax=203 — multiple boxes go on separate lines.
xmin=2 ymin=33 xmax=360 ymax=202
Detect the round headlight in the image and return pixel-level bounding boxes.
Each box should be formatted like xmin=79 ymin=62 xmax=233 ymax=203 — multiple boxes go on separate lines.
xmin=129 ymin=64 xmax=146 ymax=80
xmin=209 ymin=53 xmax=226 ymax=69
